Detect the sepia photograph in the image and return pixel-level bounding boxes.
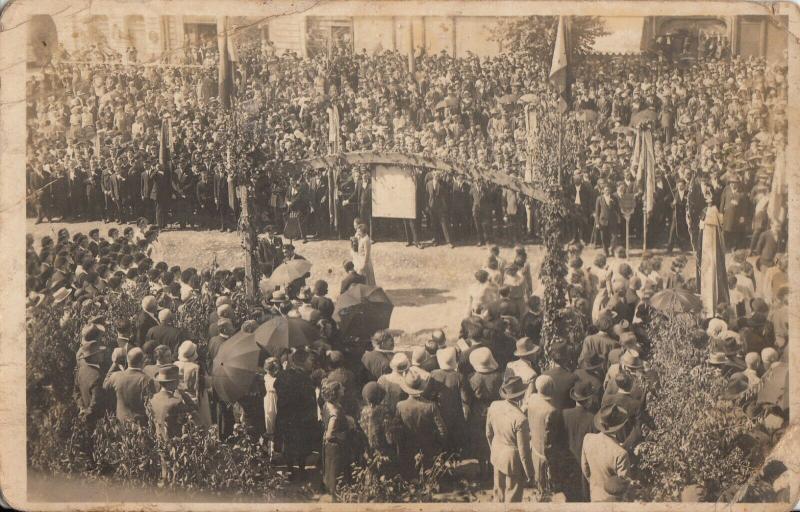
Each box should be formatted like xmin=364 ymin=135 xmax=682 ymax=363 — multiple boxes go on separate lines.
xmin=1 ymin=0 xmax=798 ymax=508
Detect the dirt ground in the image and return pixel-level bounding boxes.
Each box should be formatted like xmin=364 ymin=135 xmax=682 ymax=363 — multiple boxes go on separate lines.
xmin=27 ymin=218 xmax=695 ymax=349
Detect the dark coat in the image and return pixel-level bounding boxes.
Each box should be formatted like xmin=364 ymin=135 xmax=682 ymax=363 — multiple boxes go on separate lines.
xmin=543 ymin=366 xmax=578 ymax=410
xmin=465 ymin=370 xmax=503 ymax=462
xmin=578 ymin=332 xmax=618 ymax=368
xmin=274 ymin=367 xmax=319 ymax=460
xmin=396 ymin=396 xmax=448 ymax=471
xmin=135 ymin=311 xmax=158 ymax=347
xmin=562 ymin=405 xmax=596 ymax=464
xmin=103 ymin=367 xmax=156 ymax=424
xmin=430 ymin=368 xmax=468 ymax=449
xmin=361 ymin=350 xmax=391 ymax=381
xmin=75 ymin=361 xmax=107 ymax=422
xmin=151 ymin=388 xmax=193 ymax=440
xmin=594 ymin=195 xmax=620 ymax=229
xmin=146 ymin=324 xmax=185 ymax=354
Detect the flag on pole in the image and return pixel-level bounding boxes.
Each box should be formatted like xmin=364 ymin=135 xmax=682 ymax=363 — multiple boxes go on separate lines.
xmin=218 ymin=17 xmax=234 ymax=109
xmin=632 ymin=127 xmax=656 ymax=214
xmin=549 ymin=16 xmax=572 ymax=113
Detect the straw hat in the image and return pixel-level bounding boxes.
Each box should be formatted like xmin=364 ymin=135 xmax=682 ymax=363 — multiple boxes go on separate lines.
xmin=513 ymin=337 xmax=542 ymax=358
xmin=399 ymin=371 xmax=430 ymax=396
xmin=469 ymin=347 xmax=498 ymax=374
xmin=178 ymin=340 xmax=198 ymax=363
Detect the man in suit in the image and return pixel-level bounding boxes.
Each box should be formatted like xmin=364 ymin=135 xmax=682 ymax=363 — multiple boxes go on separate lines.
xmin=667 ymin=178 xmax=691 ymax=253
xmin=471 ymin=179 xmax=489 ymax=246
xmin=135 ymin=295 xmax=159 ymax=347
xmin=213 ymin=164 xmax=234 ymax=232
xmin=601 ymin=372 xmax=645 ymax=451
xmin=396 ymin=372 xmax=448 ymax=478
xmin=594 ymin=185 xmax=620 ymax=256
xmin=571 ymin=171 xmax=595 ymax=245
xmin=752 ymin=221 xmax=781 ymax=272
xmin=146 ymin=309 xmax=185 ymax=355
xmin=526 ymin=375 xmax=565 ymax=493
xmin=74 ymin=337 xmax=108 ymax=427
xmin=562 ymin=381 xmax=597 ymax=501
xmin=581 ymin=404 xmax=631 ymax=502
xmin=103 ymin=347 xmax=156 ymax=425
xmin=486 ymin=376 xmax=534 ymax=502
xmin=543 ymin=343 xmax=578 ymax=410
xmin=720 ymin=178 xmax=748 ymax=251
xmin=340 ymin=260 xmax=366 ymax=294
xmin=361 ymin=330 xmax=394 ymax=381
xmin=140 ymin=163 xmax=153 ymax=223
xmin=426 ymin=171 xmax=454 ymax=247
xmin=150 ymin=364 xmax=196 ymax=481
xmin=577 ymin=314 xmax=617 ymax=369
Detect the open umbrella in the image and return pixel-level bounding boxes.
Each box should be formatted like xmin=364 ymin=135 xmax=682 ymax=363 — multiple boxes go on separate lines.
xmin=212 ymin=331 xmax=261 ymax=403
xmin=757 ymin=363 xmax=788 ymax=411
xmin=629 ymin=108 xmax=657 ymax=127
xmin=518 ymin=93 xmax=538 ymax=104
xmin=649 ymin=288 xmax=703 ymax=314
xmin=265 ymin=259 xmax=312 ymax=289
xmin=333 ymin=284 xmax=394 ymax=339
xmin=254 ymin=316 xmax=319 ymax=355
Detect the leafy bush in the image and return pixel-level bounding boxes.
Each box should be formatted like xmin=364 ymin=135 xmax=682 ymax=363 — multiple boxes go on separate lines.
xmin=337 ymin=451 xmax=456 ymax=503
xmin=634 ymin=314 xmax=758 ymax=501
xmin=91 ymin=417 xmax=161 ymax=484
xmin=28 ymin=401 xmax=93 ymax=476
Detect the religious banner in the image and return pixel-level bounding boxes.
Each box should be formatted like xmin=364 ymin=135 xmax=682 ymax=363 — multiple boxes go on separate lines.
xmin=371 ymin=165 xmax=417 ymax=219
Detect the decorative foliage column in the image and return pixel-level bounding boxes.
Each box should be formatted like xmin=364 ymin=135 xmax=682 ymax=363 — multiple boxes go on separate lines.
xmin=529 ymin=101 xmax=583 ymax=354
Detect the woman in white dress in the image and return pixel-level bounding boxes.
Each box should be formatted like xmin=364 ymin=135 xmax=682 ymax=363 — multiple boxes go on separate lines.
xmin=699 ymin=192 xmax=729 ymax=318
xmin=175 ymin=340 xmax=213 ymax=428
xmin=263 ymin=357 xmax=281 ymax=458
xmin=352 ymin=222 xmax=376 ymax=286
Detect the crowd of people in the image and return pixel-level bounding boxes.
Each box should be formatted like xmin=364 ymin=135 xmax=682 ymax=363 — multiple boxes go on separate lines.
xmin=25 ymin=21 xmax=790 ymax=503
xmin=26 ymin=213 xmax=789 ymax=501
xmin=27 ymin=31 xmax=788 ymax=251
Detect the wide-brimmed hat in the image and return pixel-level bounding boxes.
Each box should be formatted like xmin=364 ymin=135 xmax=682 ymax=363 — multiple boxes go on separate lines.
xmin=270 ymin=290 xmax=289 ymax=304
xmin=400 ymin=371 xmax=430 ymax=396
xmin=389 ymin=352 xmax=410 ymax=372
xmin=594 ymin=404 xmax=629 ymax=433
xmin=707 ymin=351 xmax=745 ymax=370
xmin=469 ymin=347 xmax=498 ymax=374
xmin=178 ymin=340 xmax=198 ymax=362
xmin=52 ymin=287 xmax=72 ymax=303
xmin=500 ymin=375 xmax=527 ymax=399
xmin=721 ymin=372 xmax=750 ymax=401
xmin=79 ymin=340 xmax=106 ymax=359
xmin=570 ymin=380 xmax=596 ymax=402
xmin=620 ymin=350 xmax=644 ymax=370
xmin=156 ymin=364 xmax=180 ymax=383
xmin=513 ymin=337 xmax=541 ymax=358
xmin=436 ymin=347 xmax=458 ymax=371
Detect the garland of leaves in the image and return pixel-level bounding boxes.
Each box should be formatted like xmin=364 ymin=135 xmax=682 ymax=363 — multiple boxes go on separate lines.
xmin=529 ymin=100 xmax=585 ymax=357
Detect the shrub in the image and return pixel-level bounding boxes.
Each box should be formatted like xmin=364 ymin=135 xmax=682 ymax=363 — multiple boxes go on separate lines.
xmin=634 ymin=314 xmax=758 ymax=501
xmin=336 ymin=451 xmax=456 ymax=503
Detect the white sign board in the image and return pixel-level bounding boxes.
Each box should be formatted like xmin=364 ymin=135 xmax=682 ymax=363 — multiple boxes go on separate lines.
xmin=371 ymin=165 xmax=416 ymax=219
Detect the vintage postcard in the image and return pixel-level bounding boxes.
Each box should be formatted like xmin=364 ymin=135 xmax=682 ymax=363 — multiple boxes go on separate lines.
xmin=0 ymin=0 xmax=798 ymax=509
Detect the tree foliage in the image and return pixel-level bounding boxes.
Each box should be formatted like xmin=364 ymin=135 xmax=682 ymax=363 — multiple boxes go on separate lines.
xmin=528 ymin=99 xmax=585 ymax=357
xmin=492 ymin=16 xmax=609 ymax=62
xmin=634 ymin=314 xmax=758 ymax=501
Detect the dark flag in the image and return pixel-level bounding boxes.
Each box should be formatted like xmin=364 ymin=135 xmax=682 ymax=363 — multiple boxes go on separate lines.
xmin=218 ymin=17 xmax=234 ymax=109
xmin=549 ymin=16 xmax=572 ymax=113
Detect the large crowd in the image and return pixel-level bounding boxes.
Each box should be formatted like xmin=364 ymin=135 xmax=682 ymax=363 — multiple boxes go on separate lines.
xmin=25 ymin=26 xmax=790 ymax=503
xmin=27 ymin=33 xmax=788 ymax=251
xmin=26 ymin=216 xmax=789 ymax=501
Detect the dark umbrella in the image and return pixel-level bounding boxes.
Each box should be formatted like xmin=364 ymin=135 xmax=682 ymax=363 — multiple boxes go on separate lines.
xmin=212 ymin=331 xmax=260 ymax=403
xmin=649 ymin=288 xmax=703 ymax=314
xmin=253 ymin=316 xmax=319 ymax=355
xmin=333 ymin=284 xmax=394 ymax=339
xmin=629 ymin=108 xmax=657 ymax=127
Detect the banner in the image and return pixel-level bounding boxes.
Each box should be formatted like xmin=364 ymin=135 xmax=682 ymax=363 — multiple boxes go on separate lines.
xmin=371 ymin=165 xmax=417 ymax=219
